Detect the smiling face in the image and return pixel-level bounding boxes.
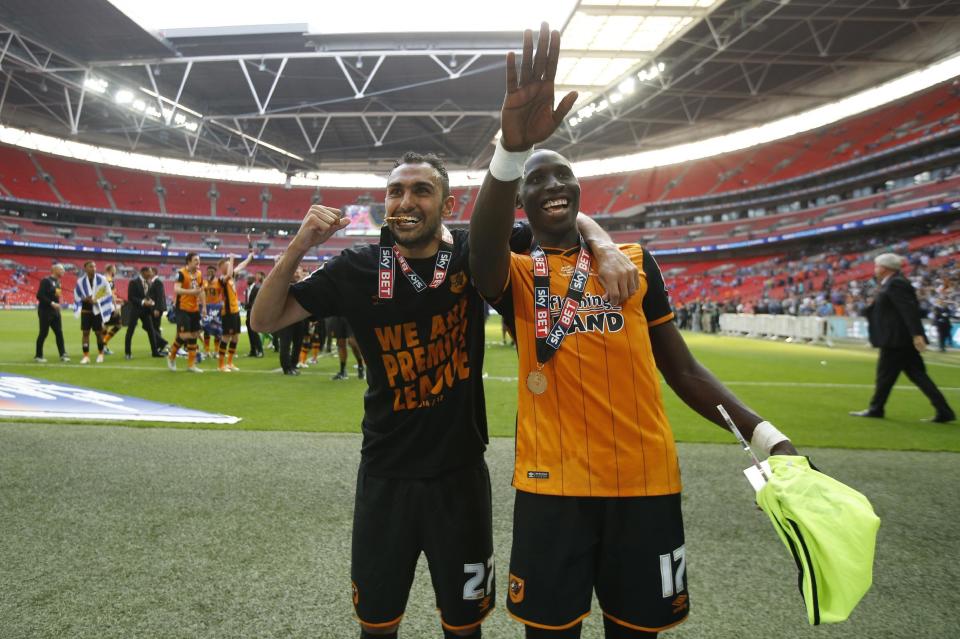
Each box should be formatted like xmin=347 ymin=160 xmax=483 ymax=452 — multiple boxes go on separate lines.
xmin=520 ymin=150 xmax=581 ymax=247
xmin=385 ymin=162 xmax=454 ymax=253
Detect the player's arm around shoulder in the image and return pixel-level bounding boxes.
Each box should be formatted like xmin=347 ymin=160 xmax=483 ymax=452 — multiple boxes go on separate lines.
xmin=579 ymin=220 xmax=640 ymax=306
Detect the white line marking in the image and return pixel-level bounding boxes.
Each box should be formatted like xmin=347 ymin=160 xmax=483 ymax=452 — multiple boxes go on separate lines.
xmin=1 ymin=363 xmax=957 ymax=391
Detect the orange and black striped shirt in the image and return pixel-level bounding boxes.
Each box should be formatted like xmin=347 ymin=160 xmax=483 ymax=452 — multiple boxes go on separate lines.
xmin=176 ymin=268 xmax=204 ymax=312
xmin=495 ymin=243 xmax=680 ymax=498
xmin=218 ymin=275 xmax=240 ymax=315
xmin=204 ymin=277 xmax=223 ymax=305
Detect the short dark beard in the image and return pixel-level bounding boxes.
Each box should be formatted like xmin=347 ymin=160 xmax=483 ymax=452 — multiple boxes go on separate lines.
xmin=393 ymin=215 xmax=442 ymax=251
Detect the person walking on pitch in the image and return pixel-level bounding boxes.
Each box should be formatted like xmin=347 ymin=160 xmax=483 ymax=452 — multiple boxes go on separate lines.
xmin=73 ymin=261 xmax=114 ymax=364
xmin=168 ymin=253 xmax=207 ymax=372
xmin=850 ymin=253 xmax=955 ymax=423
xmin=35 ymin=263 xmax=69 ymax=362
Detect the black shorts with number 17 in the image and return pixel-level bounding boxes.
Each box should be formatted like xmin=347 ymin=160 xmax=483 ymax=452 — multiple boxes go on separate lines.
xmin=507 ymin=490 xmax=689 ymax=633
xmin=351 ymin=458 xmax=495 ymax=633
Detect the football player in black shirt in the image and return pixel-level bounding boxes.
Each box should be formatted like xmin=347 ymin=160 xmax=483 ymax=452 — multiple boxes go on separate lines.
xmin=252 ymin=152 xmax=638 ymax=639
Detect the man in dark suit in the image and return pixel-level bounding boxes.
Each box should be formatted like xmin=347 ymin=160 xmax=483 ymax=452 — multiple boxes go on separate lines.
xmin=124 ymin=266 xmax=160 ymax=358
xmin=851 ymin=253 xmax=955 ymax=423
xmin=35 ymin=263 xmax=69 ymax=362
xmin=934 ymin=301 xmax=953 ymax=352
xmin=148 ymin=267 xmax=170 ymax=352
xmin=245 ymin=272 xmax=264 ymax=357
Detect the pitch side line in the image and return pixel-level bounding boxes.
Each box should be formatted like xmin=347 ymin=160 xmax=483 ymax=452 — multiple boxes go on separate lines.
xmin=1 ymin=362 xmax=958 ymax=391
xmin=482 ymin=375 xmax=960 ymax=391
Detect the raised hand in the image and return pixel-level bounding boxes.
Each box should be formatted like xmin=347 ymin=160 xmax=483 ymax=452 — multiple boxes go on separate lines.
xmin=290 ymin=205 xmax=349 ymax=252
xmin=501 ymin=22 xmax=578 ymax=152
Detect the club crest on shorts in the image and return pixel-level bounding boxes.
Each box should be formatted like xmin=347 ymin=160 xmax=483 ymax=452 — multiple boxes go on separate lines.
xmin=449 ymin=271 xmax=468 ymax=294
xmin=672 ymin=593 xmax=688 ymax=614
xmin=508 ymin=573 xmax=525 ymax=604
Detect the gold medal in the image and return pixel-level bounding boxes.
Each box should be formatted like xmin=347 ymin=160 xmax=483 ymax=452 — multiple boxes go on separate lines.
xmin=526 ymin=371 xmax=548 ymax=395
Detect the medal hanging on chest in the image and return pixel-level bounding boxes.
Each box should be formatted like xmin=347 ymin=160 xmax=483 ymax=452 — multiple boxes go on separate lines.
xmin=378 ymin=226 xmax=453 ymax=299
xmin=527 ymin=237 xmax=592 ymax=395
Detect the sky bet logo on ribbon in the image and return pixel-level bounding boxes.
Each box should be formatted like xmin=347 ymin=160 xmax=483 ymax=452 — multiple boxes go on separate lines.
xmin=534 ymin=286 xmax=550 ymax=338
xmin=430 ymin=251 xmax=451 ymax=287
xmin=378 ymin=247 xmax=394 ymax=299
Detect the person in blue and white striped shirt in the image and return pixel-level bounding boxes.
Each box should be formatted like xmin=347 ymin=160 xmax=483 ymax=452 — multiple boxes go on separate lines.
xmin=74 ymin=261 xmax=114 ymax=364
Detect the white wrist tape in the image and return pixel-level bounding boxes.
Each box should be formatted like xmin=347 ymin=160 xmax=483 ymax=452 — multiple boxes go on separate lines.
xmin=489 ymin=140 xmax=533 ymax=182
xmin=751 ymin=420 xmax=789 ymax=456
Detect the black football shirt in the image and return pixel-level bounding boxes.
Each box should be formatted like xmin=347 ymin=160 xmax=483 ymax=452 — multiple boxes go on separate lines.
xmin=291 ymin=227 xmax=530 ymax=478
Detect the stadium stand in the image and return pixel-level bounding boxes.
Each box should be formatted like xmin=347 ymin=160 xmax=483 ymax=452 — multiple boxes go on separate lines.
xmin=160 ymin=175 xmax=213 ymax=216
xmin=101 ymin=166 xmax=160 ymax=213
xmin=2 ymin=82 xmax=959 ymax=317
xmin=266 ymin=186 xmax=314 ymax=220
xmin=0 ymin=146 xmax=58 ymax=203
xmin=215 ymin=182 xmax=265 ymax=218
xmin=37 ymin=155 xmax=110 ymax=209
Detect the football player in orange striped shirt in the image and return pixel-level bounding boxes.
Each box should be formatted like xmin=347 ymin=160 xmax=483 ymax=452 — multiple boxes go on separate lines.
xmin=216 ymin=251 xmax=254 ymax=372
xmin=470 ymin=24 xmax=799 ymax=639
xmin=202 ymin=265 xmax=224 ymax=358
xmin=168 ymin=252 xmax=207 ymax=373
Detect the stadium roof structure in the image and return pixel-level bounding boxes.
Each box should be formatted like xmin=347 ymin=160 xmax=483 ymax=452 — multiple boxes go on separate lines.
xmin=0 ymin=0 xmax=958 ymax=176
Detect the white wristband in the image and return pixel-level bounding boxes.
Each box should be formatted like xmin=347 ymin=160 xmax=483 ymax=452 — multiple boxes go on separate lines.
xmin=489 ymin=140 xmax=533 ymax=182
xmin=751 ymin=420 xmax=789 ymax=456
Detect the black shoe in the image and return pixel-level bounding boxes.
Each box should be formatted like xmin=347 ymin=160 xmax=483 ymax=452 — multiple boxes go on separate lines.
xmin=849 ymin=409 xmax=884 ymax=418
xmin=332 ymin=372 xmax=348 ymax=380
xmin=357 ymin=367 xmax=365 ymax=380
xmin=924 ymin=410 xmax=956 ymax=423
xmin=125 ymin=354 xmax=132 ymax=360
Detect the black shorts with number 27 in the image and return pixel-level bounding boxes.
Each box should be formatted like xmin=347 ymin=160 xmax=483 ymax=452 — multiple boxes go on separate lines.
xmin=507 ymin=490 xmax=689 ymax=633
xmin=351 ymin=458 xmax=495 ymax=632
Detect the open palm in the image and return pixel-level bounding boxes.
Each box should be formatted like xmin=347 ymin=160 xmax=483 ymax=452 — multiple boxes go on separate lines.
xmin=501 ymin=23 xmax=578 ymax=152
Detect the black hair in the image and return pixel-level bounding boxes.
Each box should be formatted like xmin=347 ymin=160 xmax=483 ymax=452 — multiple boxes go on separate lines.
xmin=393 ymin=151 xmax=450 ymax=199
xmin=185 ymin=252 xmax=198 ymax=264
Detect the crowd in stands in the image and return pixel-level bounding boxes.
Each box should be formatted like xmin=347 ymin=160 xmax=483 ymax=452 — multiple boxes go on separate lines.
xmin=671 ymin=226 xmax=959 ymax=338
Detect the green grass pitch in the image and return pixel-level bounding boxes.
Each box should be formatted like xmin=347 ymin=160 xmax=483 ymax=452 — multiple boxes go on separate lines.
xmin=1 ymin=309 xmax=959 ymax=637
xmin=4 ymin=309 xmax=959 ymax=450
